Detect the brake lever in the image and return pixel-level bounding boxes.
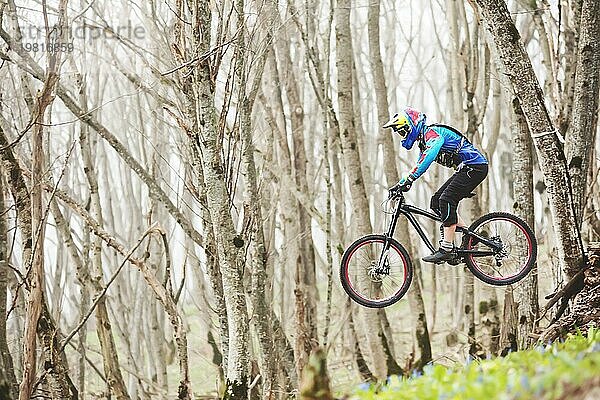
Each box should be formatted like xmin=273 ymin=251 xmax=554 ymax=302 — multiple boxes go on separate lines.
xmin=388 ymin=190 xmax=403 ymax=201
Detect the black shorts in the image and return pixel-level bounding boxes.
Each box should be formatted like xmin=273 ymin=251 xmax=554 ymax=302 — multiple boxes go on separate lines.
xmin=430 ymin=164 xmax=488 ymax=226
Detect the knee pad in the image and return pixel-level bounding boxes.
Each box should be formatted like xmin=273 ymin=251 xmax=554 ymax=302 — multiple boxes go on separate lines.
xmin=439 ymin=196 xmax=458 ymax=226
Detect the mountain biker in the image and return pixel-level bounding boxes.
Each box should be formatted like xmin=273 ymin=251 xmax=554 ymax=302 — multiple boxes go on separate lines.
xmin=383 ymin=107 xmax=488 ymax=263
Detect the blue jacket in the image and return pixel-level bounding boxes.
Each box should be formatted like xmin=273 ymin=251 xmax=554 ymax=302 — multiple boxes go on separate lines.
xmin=408 ymin=125 xmax=488 ymax=180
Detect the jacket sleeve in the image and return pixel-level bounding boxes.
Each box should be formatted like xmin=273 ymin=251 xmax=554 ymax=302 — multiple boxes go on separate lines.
xmin=408 ymin=129 xmax=444 ymax=179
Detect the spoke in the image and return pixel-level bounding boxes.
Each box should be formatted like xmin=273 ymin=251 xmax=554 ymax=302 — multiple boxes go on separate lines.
xmin=386 ymin=276 xmax=403 ymax=290
xmin=387 ymin=270 xmax=406 ymax=277
xmin=381 ymin=280 xmax=395 ymax=298
xmin=388 ymin=251 xmax=402 ymax=264
xmin=354 ymin=251 xmax=374 ymax=266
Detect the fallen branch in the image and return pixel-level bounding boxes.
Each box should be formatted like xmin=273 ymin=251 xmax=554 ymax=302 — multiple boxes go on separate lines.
xmin=539 ymin=243 xmax=600 ymax=343
xmin=536 ymin=268 xmax=586 ymax=325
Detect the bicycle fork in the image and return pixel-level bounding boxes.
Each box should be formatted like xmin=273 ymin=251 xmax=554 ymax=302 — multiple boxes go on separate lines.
xmin=376 ymin=199 xmax=402 ymax=273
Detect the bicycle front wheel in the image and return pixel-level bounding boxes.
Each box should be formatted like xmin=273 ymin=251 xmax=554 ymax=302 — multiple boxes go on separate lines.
xmin=464 ymin=212 xmax=537 ymax=285
xmin=340 ymin=234 xmax=413 ymax=308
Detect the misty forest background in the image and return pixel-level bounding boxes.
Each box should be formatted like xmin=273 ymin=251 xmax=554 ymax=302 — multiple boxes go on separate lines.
xmin=0 ymin=0 xmax=599 ymax=399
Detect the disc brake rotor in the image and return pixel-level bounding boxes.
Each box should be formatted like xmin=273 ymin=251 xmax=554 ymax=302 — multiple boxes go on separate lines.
xmin=368 ymin=256 xmax=391 ymax=280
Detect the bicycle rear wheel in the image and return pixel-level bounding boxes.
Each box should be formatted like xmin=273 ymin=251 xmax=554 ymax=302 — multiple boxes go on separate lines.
xmin=340 ymin=234 xmax=413 ymax=308
xmin=464 ymin=212 xmax=537 ymax=285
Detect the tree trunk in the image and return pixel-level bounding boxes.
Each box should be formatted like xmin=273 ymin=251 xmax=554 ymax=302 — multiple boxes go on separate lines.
xmin=464 ymin=270 xmax=479 ymax=357
xmin=0 ymin=168 xmax=18 ymax=399
xmin=50 ymin=199 xmax=91 ymax=397
xmin=336 ymin=0 xmax=387 ymax=378
xmin=264 ymin=55 xmax=309 ymax=381
xmin=38 ymin=303 xmax=74 ymax=399
xmin=511 ymin=97 xmax=539 ymax=349
xmin=78 ymin=72 xmax=130 ymax=400
xmin=235 ymin=2 xmax=277 ymax=395
xmin=191 ymin=1 xmax=249 ymax=396
xmin=557 ymin=0 xmax=583 ymax=134
xmin=368 ymin=0 xmax=429 ymax=372
xmin=268 ymin=0 xmax=319 ymax=377
xmin=348 ymin=304 xmax=374 ymax=382
xmin=20 ymin=62 xmax=47 ymax=400
xmin=565 ymin=0 xmax=600 ymax=225
xmin=0 ymin=125 xmax=34 ymax=398
xmin=499 ymin=288 xmax=518 ymax=355
xmin=191 ymin=145 xmax=229 ymax=378
xmin=474 ymin=0 xmax=584 ymax=280
xmin=20 ymin=8 xmax=73 ymax=391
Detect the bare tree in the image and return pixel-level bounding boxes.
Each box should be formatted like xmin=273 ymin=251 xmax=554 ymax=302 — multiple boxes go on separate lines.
xmin=368 ymin=0 xmax=430 ymax=371
xmin=336 ymin=0 xmax=390 ymax=378
xmin=474 ymin=0 xmax=584 ymax=279
xmin=507 ymin=97 xmax=538 ymax=350
xmin=181 ymin=0 xmax=250 ymax=396
xmin=0 ymin=143 xmax=18 ymax=400
xmin=474 ymin=0 xmax=598 ymax=339
xmin=565 ymin=0 xmax=600 ymax=226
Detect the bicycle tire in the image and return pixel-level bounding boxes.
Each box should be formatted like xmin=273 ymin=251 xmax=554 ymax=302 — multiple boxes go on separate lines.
xmin=464 ymin=212 xmax=537 ymax=286
xmin=340 ymin=234 xmax=413 ymax=308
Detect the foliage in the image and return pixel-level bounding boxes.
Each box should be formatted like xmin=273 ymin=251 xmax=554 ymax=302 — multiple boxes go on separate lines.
xmin=350 ymin=328 xmax=600 ymax=400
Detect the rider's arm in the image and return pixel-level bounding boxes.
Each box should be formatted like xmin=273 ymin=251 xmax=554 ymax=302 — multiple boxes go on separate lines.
xmin=407 ymin=129 xmax=444 ymax=180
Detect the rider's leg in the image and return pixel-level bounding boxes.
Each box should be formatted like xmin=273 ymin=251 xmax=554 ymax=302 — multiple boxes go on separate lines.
xmin=423 ymin=204 xmax=464 ymax=263
xmin=444 ymin=213 xmax=467 ymax=242
xmin=439 ymin=197 xmax=459 ymax=249
xmin=423 ymin=165 xmax=489 ymax=263
xmin=421 ymin=196 xmax=459 ymax=262
xmin=424 ymin=180 xmax=469 ymax=261
xmin=443 ymin=223 xmax=458 ymax=244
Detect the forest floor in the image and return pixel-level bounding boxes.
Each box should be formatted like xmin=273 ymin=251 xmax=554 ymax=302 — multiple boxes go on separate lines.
xmin=328 ymin=245 xmax=558 ymax=392
xmin=343 ymin=328 xmax=600 ymax=400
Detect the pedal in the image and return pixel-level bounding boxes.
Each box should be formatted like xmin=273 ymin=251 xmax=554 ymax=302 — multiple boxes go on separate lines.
xmin=446 ymin=257 xmax=461 ymax=266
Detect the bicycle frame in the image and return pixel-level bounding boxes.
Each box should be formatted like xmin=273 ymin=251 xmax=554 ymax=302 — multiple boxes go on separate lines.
xmin=382 ymin=193 xmax=501 ymax=260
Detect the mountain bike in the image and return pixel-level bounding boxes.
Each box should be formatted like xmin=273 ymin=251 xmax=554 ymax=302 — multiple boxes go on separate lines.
xmin=340 ymin=191 xmax=537 ymax=308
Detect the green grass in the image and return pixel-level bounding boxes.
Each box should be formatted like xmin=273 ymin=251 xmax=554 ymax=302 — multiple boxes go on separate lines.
xmin=349 ymin=327 xmax=600 ymax=400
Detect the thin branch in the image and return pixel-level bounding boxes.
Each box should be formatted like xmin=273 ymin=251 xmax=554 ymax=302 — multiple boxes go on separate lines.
xmin=59 ymin=224 xmax=158 ymax=352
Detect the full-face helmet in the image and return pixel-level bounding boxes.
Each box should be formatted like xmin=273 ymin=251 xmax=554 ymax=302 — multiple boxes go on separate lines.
xmin=383 ymin=107 xmax=427 ymax=150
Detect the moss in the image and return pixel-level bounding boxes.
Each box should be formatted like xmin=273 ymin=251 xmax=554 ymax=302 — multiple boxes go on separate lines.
xmin=479 ymin=301 xmax=489 ymax=315
xmin=489 ymin=299 xmax=498 ymax=311
xmin=352 ymin=330 xmax=600 ymax=400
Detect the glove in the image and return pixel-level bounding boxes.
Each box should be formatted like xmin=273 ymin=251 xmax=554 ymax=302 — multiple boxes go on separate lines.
xmin=390 ymin=175 xmax=415 ymax=195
